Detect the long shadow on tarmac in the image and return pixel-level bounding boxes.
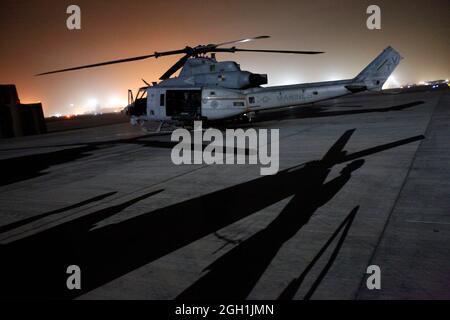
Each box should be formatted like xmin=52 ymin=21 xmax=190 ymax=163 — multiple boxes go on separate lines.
xmin=253 ymin=100 xmax=424 ymax=122
xmin=0 ymin=189 xmax=164 ymax=299
xmin=176 ymin=152 xmax=362 ymax=299
xmin=0 ymin=130 xmax=424 ymax=299
xmin=278 ymin=205 xmax=359 ymax=300
xmin=221 ymin=100 xmax=424 ymax=128
xmin=0 ymin=145 xmax=98 ymax=187
xmin=0 ymin=191 xmax=117 ymax=234
xmin=174 ymin=127 xmax=366 ymax=300
xmin=0 ymin=101 xmax=423 ymax=187
xmin=0 ymin=139 xmax=250 ymax=187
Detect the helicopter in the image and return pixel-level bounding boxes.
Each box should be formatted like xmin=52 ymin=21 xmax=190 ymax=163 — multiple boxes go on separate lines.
xmin=37 ymin=36 xmax=402 ymax=129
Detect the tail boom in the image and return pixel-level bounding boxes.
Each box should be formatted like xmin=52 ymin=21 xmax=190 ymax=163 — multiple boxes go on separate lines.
xmin=354 ymin=46 xmax=402 ymax=90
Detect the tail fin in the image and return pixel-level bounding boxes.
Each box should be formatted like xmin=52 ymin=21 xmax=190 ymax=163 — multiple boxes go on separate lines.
xmin=354 ymin=46 xmax=402 ymax=90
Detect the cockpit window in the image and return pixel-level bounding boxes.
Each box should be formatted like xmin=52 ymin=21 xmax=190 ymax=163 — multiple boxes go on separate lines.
xmin=137 ymin=88 xmax=147 ymax=99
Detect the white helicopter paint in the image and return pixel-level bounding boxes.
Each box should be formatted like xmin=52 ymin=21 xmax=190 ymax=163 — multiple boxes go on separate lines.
xmin=37 ymin=37 xmax=401 ymax=126
xmin=142 ymin=46 xmax=402 ymax=124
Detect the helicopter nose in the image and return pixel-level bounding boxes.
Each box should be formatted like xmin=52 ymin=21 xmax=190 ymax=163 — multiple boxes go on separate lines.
xmin=123 ymin=103 xmax=134 ymax=115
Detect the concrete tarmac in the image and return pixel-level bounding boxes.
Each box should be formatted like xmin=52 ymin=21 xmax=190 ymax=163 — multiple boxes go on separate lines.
xmin=0 ymin=87 xmax=448 ymax=299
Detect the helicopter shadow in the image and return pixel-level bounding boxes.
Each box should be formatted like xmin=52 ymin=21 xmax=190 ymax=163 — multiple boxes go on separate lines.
xmin=0 ymin=189 xmax=164 ymax=299
xmin=0 ymin=100 xmax=423 ymax=187
xmin=0 ymin=191 xmax=117 ymax=234
xmin=221 ymin=100 xmax=424 ymax=128
xmin=277 ymin=205 xmax=359 ymax=300
xmin=0 ymin=131 xmax=424 ymax=299
xmin=175 ymin=135 xmax=364 ymax=300
xmin=0 ymin=144 xmax=98 ymax=187
xmin=0 ymin=135 xmax=250 ymax=187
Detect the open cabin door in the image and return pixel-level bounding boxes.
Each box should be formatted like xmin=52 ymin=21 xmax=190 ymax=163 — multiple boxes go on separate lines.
xmin=165 ymin=89 xmax=202 ymax=120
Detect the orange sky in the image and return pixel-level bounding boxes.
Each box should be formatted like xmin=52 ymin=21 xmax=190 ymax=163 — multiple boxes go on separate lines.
xmin=1 ymin=0 xmax=448 ymax=116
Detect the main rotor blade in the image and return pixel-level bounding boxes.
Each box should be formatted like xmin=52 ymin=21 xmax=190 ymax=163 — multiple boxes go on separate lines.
xmin=35 ymin=48 xmax=189 ymax=76
xmin=159 ymin=54 xmax=191 ymax=80
xmin=229 ymin=48 xmax=324 ymax=54
xmin=35 ymin=54 xmax=157 ymax=76
xmin=215 ymin=35 xmax=270 ymax=47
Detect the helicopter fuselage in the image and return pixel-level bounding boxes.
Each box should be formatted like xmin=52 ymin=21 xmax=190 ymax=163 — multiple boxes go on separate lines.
xmin=125 ymin=47 xmax=401 ymax=125
xmin=125 ymin=56 xmax=350 ymax=124
xmin=37 ymin=36 xmax=401 ymax=125
xmin=129 ymin=81 xmax=353 ymax=123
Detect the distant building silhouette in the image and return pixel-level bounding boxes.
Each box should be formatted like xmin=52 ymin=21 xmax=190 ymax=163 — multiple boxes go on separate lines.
xmin=0 ymin=84 xmax=46 ymax=137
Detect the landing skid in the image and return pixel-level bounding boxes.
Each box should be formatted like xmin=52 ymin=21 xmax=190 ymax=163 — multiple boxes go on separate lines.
xmin=133 ymin=119 xmax=181 ymax=134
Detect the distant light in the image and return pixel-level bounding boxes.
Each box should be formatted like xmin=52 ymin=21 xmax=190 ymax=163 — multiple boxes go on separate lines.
xmin=273 ymin=74 xmax=303 ymax=85
xmin=384 ymin=75 xmax=400 ymax=89
xmin=108 ymin=96 xmax=123 ymax=107
xmin=87 ymin=98 xmax=98 ymax=108
xmin=325 ymin=74 xmax=342 ymax=81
